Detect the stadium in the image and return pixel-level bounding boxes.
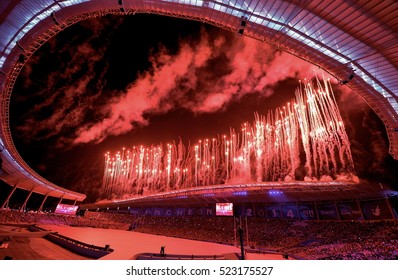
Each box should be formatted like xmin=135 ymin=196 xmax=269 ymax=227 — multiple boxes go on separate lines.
xmin=1 ymin=0 xmax=398 ymax=261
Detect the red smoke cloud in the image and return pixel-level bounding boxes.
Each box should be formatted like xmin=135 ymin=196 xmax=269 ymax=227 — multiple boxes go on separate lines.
xmin=73 ymin=29 xmax=320 ymax=144
xmin=14 ymin=17 xmax=328 ymax=148
xmin=12 ymin=16 xmax=398 ymax=201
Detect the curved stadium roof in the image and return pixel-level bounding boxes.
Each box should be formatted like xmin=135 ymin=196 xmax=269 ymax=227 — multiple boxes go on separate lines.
xmin=0 ymin=0 xmax=397 ymax=202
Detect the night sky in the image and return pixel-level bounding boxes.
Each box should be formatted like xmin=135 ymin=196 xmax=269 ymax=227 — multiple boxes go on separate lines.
xmin=9 ymin=14 xmax=398 ymax=203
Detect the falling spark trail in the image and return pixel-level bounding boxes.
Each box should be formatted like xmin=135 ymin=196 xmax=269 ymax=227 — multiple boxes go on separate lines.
xmin=100 ymin=77 xmax=357 ymax=199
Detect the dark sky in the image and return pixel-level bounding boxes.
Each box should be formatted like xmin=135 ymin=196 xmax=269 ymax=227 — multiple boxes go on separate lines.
xmin=9 ymin=14 xmax=398 ymax=202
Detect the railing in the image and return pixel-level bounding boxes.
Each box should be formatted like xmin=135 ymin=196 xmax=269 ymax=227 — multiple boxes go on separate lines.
xmin=135 ymin=252 xmax=228 ymax=260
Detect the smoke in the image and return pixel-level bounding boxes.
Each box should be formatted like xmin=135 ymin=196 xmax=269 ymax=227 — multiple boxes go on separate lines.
xmin=13 ymin=18 xmax=116 ymax=148
xmin=335 ymin=85 xmax=396 ymax=182
xmin=71 ymin=28 xmax=320 ymax=145
xmin=11 ymin=15 xmax=398 ymax=201
xmin=18 ymin=42 xmax=108 ymax=148
xmin=14 ymin=16 xmax=323 ymax=149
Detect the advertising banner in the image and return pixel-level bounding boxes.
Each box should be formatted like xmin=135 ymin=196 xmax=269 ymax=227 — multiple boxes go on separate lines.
xmin=255 ymin=205 xmax=267 ymax=218
xmin=267 ymin=205 xmax=282 ymax=219
xmin=142 ymin=208 xmax=153 ymax=216
xmin=317 ymin=203 xmax=339 ymax=220
xmin=128 ymin=208 xmax=141 ymax=216
xmin=234 ymin=205 xmax=254 ymax=217
xmin=361 ymin=199 xmax=393 ymax=220
xmin=186 ymin=208 xmax=196 ymax=216
xmin=54 ymin=204 xmax=78 ymax=215
xmin=337 ymin=202 xmax=363 ymax=220
xmin=298 ymin=204 xmax=317 ymax=220
xmin=152 ymin=208 xmax=164 ymax=216
xmin=196 ymin=207 xmax=214 ymax=217
xmin=174 ymin=208 xmax=186 ymax=216
xmin=163 ymin=208 xmax=174 ymax=217
xmin=215 ymin=203 xmax=234 ymax=216
xmin=282 ymin=205 xmax=299 ymax=219
xmin=390 ymin=196 xmax=398 ymax=218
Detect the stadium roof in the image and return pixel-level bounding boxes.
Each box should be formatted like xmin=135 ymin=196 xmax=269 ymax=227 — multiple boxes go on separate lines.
xmin=80 ymin=181 xmax=398 ymax=210
xmin=0 ymin=0 xmax=397 ymax=201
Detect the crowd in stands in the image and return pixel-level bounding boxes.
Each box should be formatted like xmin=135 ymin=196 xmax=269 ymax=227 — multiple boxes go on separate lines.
xmin=0 ymin=208 xmax=131 ymax=230
xmin=133 ymin=216 xmax=398 ymax=260
xmin=1 ymin=208 xmax=397 ymax=260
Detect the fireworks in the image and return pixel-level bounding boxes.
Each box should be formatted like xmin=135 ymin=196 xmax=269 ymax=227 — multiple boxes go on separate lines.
xmin=100 ymin=77 xmax=357 ymax=199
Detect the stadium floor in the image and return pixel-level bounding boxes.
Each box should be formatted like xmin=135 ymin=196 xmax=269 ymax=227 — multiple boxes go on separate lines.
xmin=0 ymin=225 xmax=90 ymax=260
xmin=1 ymin=224 xmax=286 ymax=260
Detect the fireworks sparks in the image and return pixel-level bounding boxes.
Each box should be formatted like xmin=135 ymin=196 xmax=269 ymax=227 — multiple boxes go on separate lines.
xmin=100 ymin=77 xmax=357 ymax=199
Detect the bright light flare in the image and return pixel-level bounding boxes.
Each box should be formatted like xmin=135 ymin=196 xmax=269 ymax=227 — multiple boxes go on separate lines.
xmin=100 ymin=77 xmax=356 ymax=199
